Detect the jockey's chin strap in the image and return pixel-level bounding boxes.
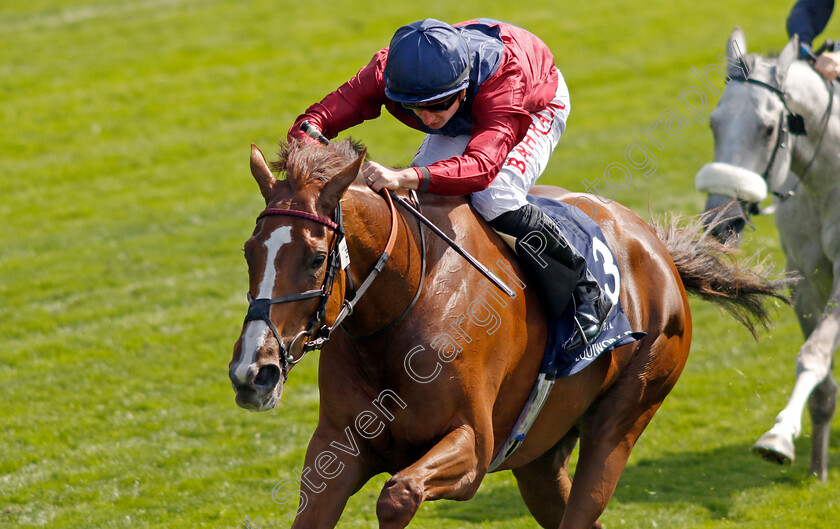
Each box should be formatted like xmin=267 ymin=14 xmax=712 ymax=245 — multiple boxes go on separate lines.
xmin=244 ymin=190 xmax=398 ymax=370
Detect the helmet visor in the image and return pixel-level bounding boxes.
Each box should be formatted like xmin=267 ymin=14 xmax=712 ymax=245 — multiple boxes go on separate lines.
xmin=400 ymin=91 xmax=462 ymax=112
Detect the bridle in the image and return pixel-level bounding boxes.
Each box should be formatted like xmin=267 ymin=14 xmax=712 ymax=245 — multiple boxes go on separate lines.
xmin=728 ymin=61 xmax=834 ymax=201
xmin=243 ymin=189 xmax=401 ymax=372
xmin=728 ymin=74 xmax=806 ymax=201
xmin=244 ymin=120 xmax=505 ymax=376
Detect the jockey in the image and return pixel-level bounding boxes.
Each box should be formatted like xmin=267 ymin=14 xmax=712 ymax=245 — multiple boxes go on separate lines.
xmin=787 ymin=0 xmax=840 ymax=80
xmin=289 ymin=18 xmax=612 ymax=351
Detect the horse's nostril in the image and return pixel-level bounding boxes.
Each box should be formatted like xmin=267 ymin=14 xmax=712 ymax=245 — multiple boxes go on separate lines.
xmin=253 ymin=364 xmax=281 ymax=390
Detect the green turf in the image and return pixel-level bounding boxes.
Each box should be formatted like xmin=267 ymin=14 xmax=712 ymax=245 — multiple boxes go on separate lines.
xmin=2 ymin=1 xmax=839 ymax=527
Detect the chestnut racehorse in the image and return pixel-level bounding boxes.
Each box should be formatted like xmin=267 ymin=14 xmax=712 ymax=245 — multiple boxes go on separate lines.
xmin=229 ymin=139 xmax=787 ymax=529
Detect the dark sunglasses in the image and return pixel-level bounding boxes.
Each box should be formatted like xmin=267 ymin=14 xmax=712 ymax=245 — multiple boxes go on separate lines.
xmin=401 ymin=92 xmax=462 ymax=112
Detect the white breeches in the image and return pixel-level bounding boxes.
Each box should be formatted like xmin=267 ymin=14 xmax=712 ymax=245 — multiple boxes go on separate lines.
xmin=412 ymin=70 xmax=570 ymax=221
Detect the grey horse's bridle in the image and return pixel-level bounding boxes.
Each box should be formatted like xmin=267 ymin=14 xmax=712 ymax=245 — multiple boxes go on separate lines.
xmin=728 ymin=74 xmax=807 ymax=199
xmin=729 ymin=62 xmax=834 ymax=200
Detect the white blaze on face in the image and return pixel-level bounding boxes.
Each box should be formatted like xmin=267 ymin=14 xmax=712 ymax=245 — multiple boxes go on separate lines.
xmin=233 ymin=226 xmax=293 ymax=382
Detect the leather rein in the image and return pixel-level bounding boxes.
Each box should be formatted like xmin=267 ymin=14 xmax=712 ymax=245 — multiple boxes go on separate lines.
xmin=243 ymin=187 xmax=422 ymax=373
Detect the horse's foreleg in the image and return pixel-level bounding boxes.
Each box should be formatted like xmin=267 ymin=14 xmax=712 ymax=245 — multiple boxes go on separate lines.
xmin=376 ymin=424 xmax=486 ymax=529
xmin=757 ymin=269 xmax=840 ymax=475
xmin=754 ymin=277 xmax=822 ymax=464
xmin=288 ymin=427 xmax=373 ymax=529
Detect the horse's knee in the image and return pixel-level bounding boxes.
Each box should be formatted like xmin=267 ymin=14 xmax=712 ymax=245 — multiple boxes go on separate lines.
xmin=795 ymin=347 xmax=832 ymax=381
xmin=376 ymin=474 xmax=424 ymax=526
xmin=808 ymin=375 xmax=838 ymax=425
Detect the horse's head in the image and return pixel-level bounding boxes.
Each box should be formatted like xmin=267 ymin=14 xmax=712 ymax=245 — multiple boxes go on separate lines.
xmin=229 ymin=140 xmax=365 ymax=411
xmin=697 ymin=28 xmax=802 ymax=245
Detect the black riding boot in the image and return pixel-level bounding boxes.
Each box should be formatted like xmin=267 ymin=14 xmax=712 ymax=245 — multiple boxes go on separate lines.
xmin=489 ymin=204 xmax=613 ymax=352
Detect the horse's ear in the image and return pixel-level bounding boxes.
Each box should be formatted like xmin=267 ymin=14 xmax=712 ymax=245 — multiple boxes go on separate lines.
xmin=250 ymin=144 xmax=276 ymax=202
xmin=319 ymin=148 xmax=367 ymax=213
xmin=726 ymin=27 xmax=747 ymax=77
xmin=776 ymin=34 xmax=799 ymax=85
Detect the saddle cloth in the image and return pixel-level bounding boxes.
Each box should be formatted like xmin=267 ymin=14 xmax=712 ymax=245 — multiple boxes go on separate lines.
xmin=524 ymin=194 xmax=646 ymax=379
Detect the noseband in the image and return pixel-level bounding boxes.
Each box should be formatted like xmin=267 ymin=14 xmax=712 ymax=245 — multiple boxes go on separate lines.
xmin=243 ymin=190 xmax=399 ymax=371
xmin=244 ymin=206 xmax=345 ymax=369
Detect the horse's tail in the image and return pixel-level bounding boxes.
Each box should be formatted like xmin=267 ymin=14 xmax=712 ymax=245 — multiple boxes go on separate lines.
xmin=649 ymin=214 xmax=796 ymax=338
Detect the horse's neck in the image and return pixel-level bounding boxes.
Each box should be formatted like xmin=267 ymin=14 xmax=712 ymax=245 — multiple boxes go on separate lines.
xmin=338 ymin=186 xmax=425 ymax=346
xmin=337 ymin=189 xmax=492 ymax=366
xmin=786 ymin=62 xmax=840 ymax=191
xmin=342 ymin=186 xmax=399 ymax=267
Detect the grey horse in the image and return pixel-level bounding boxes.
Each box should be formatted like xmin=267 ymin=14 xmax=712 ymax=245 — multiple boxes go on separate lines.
xmin=696 ymin=28 xmax=840 ymax=480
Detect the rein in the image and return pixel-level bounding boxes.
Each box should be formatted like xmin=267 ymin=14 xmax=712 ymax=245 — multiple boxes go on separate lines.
xmin=244 ymin=189 xmax=399 ymax=371
xmin=250 ymin=120 xmax=512 ymax=368
xmin=300 ymin=120 xmax=515 ymax=297
xmin=796 ymin=78 xmax=834 ymax=183
xmin=341 ymin=191 xmax=427 ymax=341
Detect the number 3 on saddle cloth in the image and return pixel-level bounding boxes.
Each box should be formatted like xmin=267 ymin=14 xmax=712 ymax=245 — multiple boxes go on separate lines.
xmin=488 ymin=195 xmax=646 ymax=471
xmin=524 ymin=194 xmax=646 ymax=377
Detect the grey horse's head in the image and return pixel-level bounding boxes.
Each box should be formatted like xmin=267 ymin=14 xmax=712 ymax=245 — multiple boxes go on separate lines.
xmin=697 ymin=28 xmax=802 ymax=245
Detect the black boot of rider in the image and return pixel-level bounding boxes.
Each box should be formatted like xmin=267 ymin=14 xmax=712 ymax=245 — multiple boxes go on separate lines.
xmin=489 ymin=204 xmax=613 ymax=352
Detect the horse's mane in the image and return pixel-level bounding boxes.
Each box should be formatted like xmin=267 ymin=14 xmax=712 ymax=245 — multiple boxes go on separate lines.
xmin=269 ymin=137 xmax=367 ymax=188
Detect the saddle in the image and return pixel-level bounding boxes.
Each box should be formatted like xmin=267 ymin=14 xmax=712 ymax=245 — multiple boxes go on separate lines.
xmin=494 ymin=194 xmax=643 ymax=371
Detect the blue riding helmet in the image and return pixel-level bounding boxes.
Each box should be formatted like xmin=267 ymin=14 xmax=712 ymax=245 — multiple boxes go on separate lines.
xmin=384 ymin=19 xmax=471 ymax=104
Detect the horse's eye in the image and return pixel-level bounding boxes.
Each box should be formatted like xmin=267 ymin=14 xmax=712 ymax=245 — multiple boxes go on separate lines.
xmin=764 ymin=124 xmax=775 ymax=138
xmin=311 ymin=255 xmax=327 ymax=269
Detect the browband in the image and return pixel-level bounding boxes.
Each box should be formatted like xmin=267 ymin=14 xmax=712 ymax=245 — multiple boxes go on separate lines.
xmin=257 ymin=208 xmax=338 ymax=230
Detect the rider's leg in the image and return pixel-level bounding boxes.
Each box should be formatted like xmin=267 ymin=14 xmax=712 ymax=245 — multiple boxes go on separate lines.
xmin=487 ymin=203 xmax=613 ymax=351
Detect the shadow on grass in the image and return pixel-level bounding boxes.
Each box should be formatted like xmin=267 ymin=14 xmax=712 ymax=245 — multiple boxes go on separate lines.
xmin=612 ymin=429 xmax=840 ymax=518
xmin=424 ymin=482 xmax=530 ymax=523
xmin=429 ymin=428 xmax=840 ymax=523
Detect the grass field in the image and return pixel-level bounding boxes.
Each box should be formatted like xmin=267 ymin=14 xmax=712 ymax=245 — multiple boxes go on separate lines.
xmin=2 ymin=0 xmax=839 ymax=527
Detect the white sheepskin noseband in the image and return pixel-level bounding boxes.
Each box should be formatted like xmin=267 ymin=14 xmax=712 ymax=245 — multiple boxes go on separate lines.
xmin=695 ymin=162 xmax=768 ymax=202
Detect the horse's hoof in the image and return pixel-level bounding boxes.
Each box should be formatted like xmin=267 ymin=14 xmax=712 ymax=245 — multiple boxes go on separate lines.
xmin=752 ymin=432 xmax=794 ymax=465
